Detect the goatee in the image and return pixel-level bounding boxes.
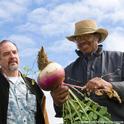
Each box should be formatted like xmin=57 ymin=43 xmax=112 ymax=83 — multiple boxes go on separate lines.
xmin=9 ymin=65 xmax=18 ymax=71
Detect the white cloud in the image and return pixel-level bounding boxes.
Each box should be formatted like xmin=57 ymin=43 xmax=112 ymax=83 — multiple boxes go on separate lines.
xmin=47 ymin=39 xmax=75 ymax=53
xmin=0 ymin=0 xmax=29 ymax=21
xmin=15 ymin=0 xmax=124 ymax=68
xmin=0 ymin=8 xmax=11 ymax=20
xmin=8 ymin=34 xmax=36 ymax=49
xmin=84 ymin=0 xmax=121 ymax=11
xmin=7 ymin=34 xmax=39 ymax=58
xmin=16 ymin=0 xmax=124 ymax=38
xmin=104 ymin=31 xmax=124 ymax=52
xmin=110 ymin=11 xmax=124 ymax=24
xmin=20 ymin=47 xmax=39 ymax=57
xmin=32 ymin=0 xmax=44 ymax=5
xmin=27 ymin=8 xmax=49 ymax=24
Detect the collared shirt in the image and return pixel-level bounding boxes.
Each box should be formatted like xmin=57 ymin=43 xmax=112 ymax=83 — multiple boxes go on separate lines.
xmin=7 ymin=76 xmax=36 ymax=124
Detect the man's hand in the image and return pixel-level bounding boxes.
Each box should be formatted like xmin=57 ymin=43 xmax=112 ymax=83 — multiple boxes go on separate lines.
xmin=83 ymin=77 xmax=121 ymax=103
xmin=51 ymin=84 xmax=69 ymax=106
xmin=84 ymin=77 xmax=112 ymax=93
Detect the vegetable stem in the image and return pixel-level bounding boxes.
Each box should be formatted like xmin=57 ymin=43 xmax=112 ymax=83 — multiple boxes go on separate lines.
xmin=63 ymin=86 xmax=113 ymax=124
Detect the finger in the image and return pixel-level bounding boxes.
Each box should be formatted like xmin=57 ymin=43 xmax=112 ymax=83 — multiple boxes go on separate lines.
xmin=59 ymin=91 xmax=69 ymax=100
xmin=58 ymin=95 xmax=69 ymax=105
xmin=52 ymin=85 xmax=68 ymax=94
xmin=81 ymin=85 xmax=86 ymax=91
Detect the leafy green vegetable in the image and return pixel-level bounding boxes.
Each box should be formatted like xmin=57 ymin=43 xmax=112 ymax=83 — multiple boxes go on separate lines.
xmin=63 ymin=87 xmax=115 ymax=124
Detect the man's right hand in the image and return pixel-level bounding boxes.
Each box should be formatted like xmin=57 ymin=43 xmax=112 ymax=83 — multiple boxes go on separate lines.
xmin=50 ymin=84 xmax=69 ymax=106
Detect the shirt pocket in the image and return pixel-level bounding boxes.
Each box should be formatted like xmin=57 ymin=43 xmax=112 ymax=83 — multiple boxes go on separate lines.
xmin=103 ymin=67 xmax=122 ymax=82
xmin=27 ymin=92 xmax=36 ymax=113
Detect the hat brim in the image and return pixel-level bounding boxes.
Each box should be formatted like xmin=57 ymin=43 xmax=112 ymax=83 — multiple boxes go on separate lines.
xmin=66 ymin=28 xmax=108 ymax=43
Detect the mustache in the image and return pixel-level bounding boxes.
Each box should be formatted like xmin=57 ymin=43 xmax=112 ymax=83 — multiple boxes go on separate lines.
xmin=78 ymin=41 xmax=92 ymax=46
xmin=8 ymin=58 xmax=18 ymax=64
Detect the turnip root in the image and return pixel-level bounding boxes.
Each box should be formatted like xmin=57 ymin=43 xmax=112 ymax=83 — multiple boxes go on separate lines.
xmin=37 ymin=47 xmax=65 ymax=91
xmin=37 ymin=62 xmax=65 ymax=91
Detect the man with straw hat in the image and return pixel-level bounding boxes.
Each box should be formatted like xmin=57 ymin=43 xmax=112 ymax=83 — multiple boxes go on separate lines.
xmin=52 ymin=19 xmax=124 ymax=121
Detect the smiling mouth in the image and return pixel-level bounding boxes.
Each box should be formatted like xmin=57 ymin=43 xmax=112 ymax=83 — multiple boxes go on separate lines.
xmin=9 ymin=61 xmax=17 ymax=65
xmin=10 ymin=62 xmax=16 ymax=65
xmin=78 ymin=43 xmax=89 ymax=48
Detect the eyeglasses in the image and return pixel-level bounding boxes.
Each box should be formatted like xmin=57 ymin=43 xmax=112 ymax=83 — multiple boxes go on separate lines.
xmin=74 ymin=34 xmax=96 ymax=43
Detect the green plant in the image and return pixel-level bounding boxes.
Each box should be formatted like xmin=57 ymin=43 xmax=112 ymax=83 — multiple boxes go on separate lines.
xmin=63 ymin=87 xmax=118 ymax=124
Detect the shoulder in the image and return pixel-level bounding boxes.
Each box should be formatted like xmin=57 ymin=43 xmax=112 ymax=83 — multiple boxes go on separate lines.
xmin=65 ymin=59 xmax=77 ymax=71
xmin=64 ymin=57 xmax=81 ymax=74
xmin=22 ymin=76 xmax=38 ymax=89
xmin=24 ymin=76 xmax=35 ymax=83
xmin=22 ymin=75 xmax=44 ymax=95
xmin=103 ymin=50 xmax=124 ymax=57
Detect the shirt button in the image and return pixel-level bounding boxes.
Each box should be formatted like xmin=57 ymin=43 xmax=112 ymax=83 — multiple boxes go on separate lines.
xmin=23 ymin=119 xmax=26 ymax=123
xmin=87 ymin=71 xmax=90 ymax=75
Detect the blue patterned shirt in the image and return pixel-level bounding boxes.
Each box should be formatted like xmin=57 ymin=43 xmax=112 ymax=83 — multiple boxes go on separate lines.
xmin=7 ymin=76 xmax=36 ymax=124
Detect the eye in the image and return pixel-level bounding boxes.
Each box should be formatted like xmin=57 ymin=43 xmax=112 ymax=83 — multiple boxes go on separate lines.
xmin=12 ymin=50 xmax=17 ymax=54
xmin=75 ymin=36 xmax=81 ymax=41
xmin=3 ymin=52 xmax=9 ymax=56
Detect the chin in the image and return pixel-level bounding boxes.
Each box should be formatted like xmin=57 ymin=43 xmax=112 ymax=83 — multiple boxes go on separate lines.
xmin=80 ymin=50 xmax=91 ymax=54
xmin=9 ymin=65 xmax=18 ymax=71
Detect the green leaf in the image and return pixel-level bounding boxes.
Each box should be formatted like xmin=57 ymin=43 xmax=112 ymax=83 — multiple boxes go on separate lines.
xmin=92 ymin=104 xmax=97 ymax=111
xmin=23 ymin=66 xmax=31 ymax=72
xmin=99 ymin=107 xmax=107 ymax=115
xmin=63 ymin=88 xmax=113 ymax=124
xmin=88 ymin=112 xmax=94 ymax=120
xmin=92 ymin=113 xmax=97 ymax=120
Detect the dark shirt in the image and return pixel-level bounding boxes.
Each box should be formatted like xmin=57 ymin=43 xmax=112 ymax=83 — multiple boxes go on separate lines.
xmin=54 ymin=45 xmax=124 ymax=121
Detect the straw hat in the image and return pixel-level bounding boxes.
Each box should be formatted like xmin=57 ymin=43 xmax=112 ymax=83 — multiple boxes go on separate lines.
xmin=67 ymin=19 xmax=108 ymax=43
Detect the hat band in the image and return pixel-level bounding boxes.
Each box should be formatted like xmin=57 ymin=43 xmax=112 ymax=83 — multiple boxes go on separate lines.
xmin=74 ymin=27 xmax=97 ymax=35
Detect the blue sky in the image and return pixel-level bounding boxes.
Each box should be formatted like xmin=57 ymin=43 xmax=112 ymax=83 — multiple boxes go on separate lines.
xmin=1 ymin=0 xmax=124 ymax=123
xmin=1 ymin=0 xmax=124 ymax=72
